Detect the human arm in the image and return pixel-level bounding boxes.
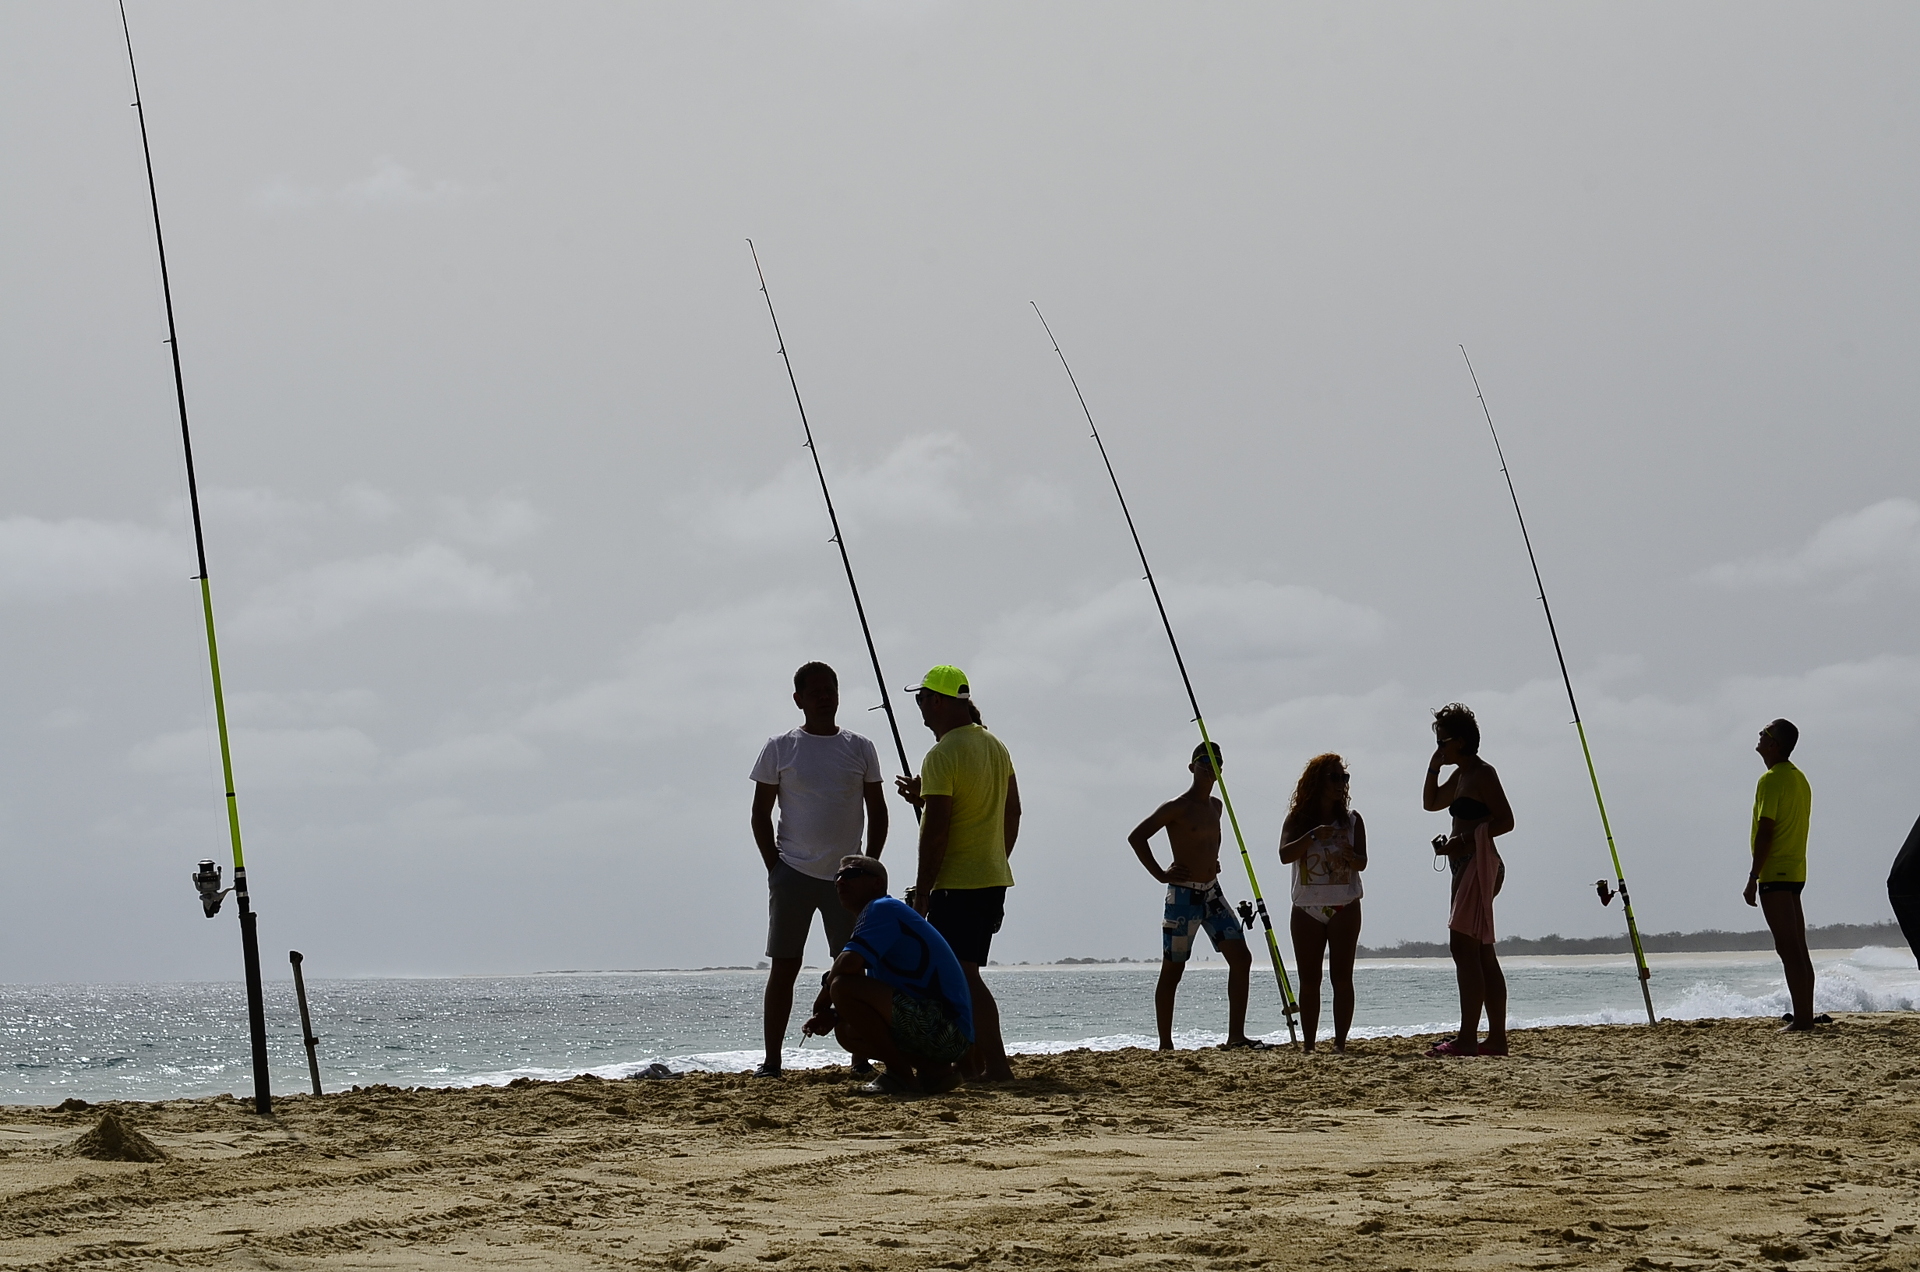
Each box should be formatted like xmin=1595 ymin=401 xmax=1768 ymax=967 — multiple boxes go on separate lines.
xmin=803 ymin=948 xmax=869 ymax=1035
xmin=1350 ymin=812 xmax=1368 ymax=870
xmin=1421 ymin=749 xmax=1456 ymax=812
xmin=1003 ymin=772 xmax=1021 ymax=858
xmin=1127 ymin=802 xmax=1179 ymax=883
xmin=1280 ymin=814 xmax=1344 ymax=864
xmin=914 ymin=795 xmax=955 ymax=913
xmin=894 ymin=772 xmax=924 ymax=812
xmin=1481 ymin=767 xmax=1515 ymax=838
xmin=1745 ymin=817 xmax=1775 ymax=906
xmin=751 ymin=782 xmax=780 ymax=873
xmin=863 ymin=781 xmax=889 ymax=858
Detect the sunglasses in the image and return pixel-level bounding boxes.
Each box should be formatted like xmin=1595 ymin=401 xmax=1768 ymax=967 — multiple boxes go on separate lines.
xmin=1328 ymin=772 xmax=1349 ymax=784
xmin=834 ymin=868 xmax=872 ymax=882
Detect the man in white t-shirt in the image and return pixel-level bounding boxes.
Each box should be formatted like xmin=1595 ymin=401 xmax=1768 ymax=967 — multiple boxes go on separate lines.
xmin=750 ymin=661 xmax=888 ymax=1078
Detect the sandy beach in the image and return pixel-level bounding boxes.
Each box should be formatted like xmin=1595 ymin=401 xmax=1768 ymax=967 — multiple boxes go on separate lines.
xmin=4 ymin=1015 xmax=1918 ymax=1271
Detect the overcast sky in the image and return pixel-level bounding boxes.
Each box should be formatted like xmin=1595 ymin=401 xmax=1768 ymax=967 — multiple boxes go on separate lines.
xmin=2 ymin=3 xmax=1916 ymax=1005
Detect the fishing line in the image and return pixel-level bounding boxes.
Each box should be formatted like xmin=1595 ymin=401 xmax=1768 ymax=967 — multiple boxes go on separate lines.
xmin=1459 ymin=347 xmax=1657 ymax=1026
xmin=119 ymin=0 xmax=275 ymax=1114
xmin=1032 ymin=303 xmax=1300 ymax=1046
xmin=746 ymin=243 xmax=915 ymax=790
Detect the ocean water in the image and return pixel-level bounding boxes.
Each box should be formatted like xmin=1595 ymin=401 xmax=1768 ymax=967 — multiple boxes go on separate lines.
xmin=4 ymin=947 xmax=1916 ymax=1106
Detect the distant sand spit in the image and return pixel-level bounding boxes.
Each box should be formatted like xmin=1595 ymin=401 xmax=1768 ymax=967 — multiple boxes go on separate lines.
xmin=4 ymin=1015 xmax=1918 ymax=1271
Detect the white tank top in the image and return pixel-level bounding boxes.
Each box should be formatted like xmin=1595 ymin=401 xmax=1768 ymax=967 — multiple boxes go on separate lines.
xmin=1291 ymin=812 xmax=1365 ymax=909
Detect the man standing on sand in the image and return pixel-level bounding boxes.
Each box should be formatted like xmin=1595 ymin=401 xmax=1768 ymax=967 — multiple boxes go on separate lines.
xmin=801 ymin=855 xmax=972 ymax=1096
xmin=894 ymin=665 xmax=1019 ymax=1082
xmin=1127 ymin=742 xmax=1261 ymax=1052
xmin=1889 ymin=813 xmax=1920 ymax=969
xmin=1745 ymin=718 xmax=1818 ymax=1031
xmin=750 ymin=662 xmax=888 ymax=1078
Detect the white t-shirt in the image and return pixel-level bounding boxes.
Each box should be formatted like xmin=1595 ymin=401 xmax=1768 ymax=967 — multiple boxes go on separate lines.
xmin=749 ymin=728 xmax=884 ymax=879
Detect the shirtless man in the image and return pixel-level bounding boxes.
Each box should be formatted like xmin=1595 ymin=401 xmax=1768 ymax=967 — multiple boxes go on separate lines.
xmin=1127 ymin=742 xmax=1260 ymax=1051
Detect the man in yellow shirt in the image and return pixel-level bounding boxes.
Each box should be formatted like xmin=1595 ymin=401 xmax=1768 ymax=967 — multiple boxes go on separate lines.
xmin=1744 ymin=718 xmax=1817 ymax=1031
xmin=894 ymin=665 xmax=1020 ymax=1082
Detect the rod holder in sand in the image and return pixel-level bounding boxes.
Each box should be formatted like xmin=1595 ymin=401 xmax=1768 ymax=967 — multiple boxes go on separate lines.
xmin=290 ymin=951 xmax=322 ymax=1096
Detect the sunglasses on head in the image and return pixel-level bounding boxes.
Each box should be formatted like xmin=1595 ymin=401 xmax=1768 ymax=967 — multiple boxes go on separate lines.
xmin=834 ymin=867 xmax=870 ymax=882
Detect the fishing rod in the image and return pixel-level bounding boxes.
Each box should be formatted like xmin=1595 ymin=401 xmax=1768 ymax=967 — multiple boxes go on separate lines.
xmin=120 ymin=0 xmax=274 ymax=1113
xmin=1033 ymin=304 xmax=1300 ymax=1046
xmin=1459 ymin=347 xmax=1657 ymax=1026
xmin=746 ymin=243 xmax=914 ymax=787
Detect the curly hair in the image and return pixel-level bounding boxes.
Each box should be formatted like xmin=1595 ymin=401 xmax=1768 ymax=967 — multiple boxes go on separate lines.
xmin=1432 ymin=702 xmax=1480 ymax=755
xmin=1286 ymin=752 xmax=1349 ymax=828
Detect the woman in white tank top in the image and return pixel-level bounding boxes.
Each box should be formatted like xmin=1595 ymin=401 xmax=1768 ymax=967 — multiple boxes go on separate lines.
xmin=1279 ymin=753 xmax=1367 ymax=1053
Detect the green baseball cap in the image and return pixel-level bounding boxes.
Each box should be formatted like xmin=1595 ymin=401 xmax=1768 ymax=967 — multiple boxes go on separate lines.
xmin=905 ymin=664 xmax=970 ymax=699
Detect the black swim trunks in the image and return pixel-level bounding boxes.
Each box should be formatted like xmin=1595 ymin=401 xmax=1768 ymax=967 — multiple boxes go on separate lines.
xmin=926 ymin=886 xmax=1006 ymax=966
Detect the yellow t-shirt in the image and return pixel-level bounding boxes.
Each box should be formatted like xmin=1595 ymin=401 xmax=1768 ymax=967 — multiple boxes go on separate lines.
xmin=1750 ymin=760 xmax=1811 ymax=884
xmin=919 ymin=724 xmax=1016 ymax=890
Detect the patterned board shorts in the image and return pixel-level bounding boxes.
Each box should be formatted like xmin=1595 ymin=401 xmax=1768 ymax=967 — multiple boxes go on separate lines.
xmin=1163 ymin=881 xmax=1245 ymax=963
xmin=890 ymin=990 xmax=970 ymax=1064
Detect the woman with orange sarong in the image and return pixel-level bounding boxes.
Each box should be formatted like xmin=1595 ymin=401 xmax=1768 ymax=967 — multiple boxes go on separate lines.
xmin=1420 ymin=703 xmax=1514 ymax=1058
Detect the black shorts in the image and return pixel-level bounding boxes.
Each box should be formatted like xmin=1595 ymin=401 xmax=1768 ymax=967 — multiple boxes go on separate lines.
xmin=927 ymin=886 xmax=1006 ymax=966
xmin=1758 ymin=881 xmax=1805 ymax=896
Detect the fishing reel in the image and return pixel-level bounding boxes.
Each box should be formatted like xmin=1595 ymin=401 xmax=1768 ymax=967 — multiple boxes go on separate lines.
xmin=1236 ymin=899 xmax=1256 ymax=930
xmin=1595 ymin=879 xmax=1615 ymax=907
xmin=193 ymin=859 xmax=232 ymax=919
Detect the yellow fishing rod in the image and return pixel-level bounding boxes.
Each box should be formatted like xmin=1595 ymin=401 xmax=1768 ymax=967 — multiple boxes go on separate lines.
xmin=120 ymin=1 xmax=274 ymax=1112
xmin=1034 ymin=305 xmax=1300 ymax=1046
xmin=1460 ymin=348 xmax=1657 ymax=1026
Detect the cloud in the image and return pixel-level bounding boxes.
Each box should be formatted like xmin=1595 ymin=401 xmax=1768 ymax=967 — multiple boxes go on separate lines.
xmin=231 ymin=543 xmax=530 ymax=640
xmin=129 ymin=725 xmax=382 ymax=790
xmin=697 ymin=434 xmax=1070 ymax=546
xmin=973 ymin=578 xmax=1385 ymax=697
xmin=0 ymin=516 xmax=189 ymax=602
xmin=251 ymin=158 xmax=470 ymax=212
xmin=1703 ymin=498 xmax=1920 ymax=595
xmin=435 ymin=495 xmax=544 ymax=547
xmin=523 ymin=592 xmax=828 ymax=742
xmin=225 ymin=689 xmax=383 ymax=727
xmin=391 ymin=732 xmax=543 ymax=782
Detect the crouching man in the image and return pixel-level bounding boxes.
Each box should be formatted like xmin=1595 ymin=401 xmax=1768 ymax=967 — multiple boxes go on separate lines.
xmin=802 ymin=855 xmax=974 ymax=1096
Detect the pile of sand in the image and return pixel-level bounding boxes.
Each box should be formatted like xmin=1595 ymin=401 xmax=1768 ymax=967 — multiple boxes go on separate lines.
xmin=3 ymin=1015 xmax=1918 ymax=1270
xmin=64 ymin=1111 xmax=167 ymax=1163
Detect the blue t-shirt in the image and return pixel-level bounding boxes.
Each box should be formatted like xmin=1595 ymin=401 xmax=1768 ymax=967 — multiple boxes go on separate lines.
xmin=846 ymin=895 xmax=974 ymax=1041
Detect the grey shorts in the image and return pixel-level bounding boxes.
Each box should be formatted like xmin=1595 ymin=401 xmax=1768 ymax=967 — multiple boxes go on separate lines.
xmin=767 ymin=861 xmax=855 ymax=960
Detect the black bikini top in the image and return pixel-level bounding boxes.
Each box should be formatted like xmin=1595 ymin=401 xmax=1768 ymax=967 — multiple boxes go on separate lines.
xmin=1449 ymin=796 xmax=1492 ymax=820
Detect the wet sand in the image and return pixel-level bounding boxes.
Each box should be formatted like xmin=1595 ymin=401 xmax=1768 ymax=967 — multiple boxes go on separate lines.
xmin=4 ymin=1015 xmax=1918 ymax=1271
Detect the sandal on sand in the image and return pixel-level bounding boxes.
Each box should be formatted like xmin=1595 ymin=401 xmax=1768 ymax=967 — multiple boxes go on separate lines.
xmin=1779 ymin=1012 xmax=1834 ymax=1026
xmin=1424 ymin=1038 xmax=1478 ymax=1059
xmin=854 ymin=1069 xmax=919 ymax=1097
xmin=1219 ymin=1038 xmax=1275 ymax=1052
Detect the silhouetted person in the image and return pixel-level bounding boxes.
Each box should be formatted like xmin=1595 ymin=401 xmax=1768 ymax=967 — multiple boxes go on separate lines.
xmin=1745 ymin=718 xmax=1817 ymax=1031
xmin=1886 ymin=813 xmax=1920 ymax=969
xmin=1127 ymin=742 xmax=1260 ymax=1051
xmin=1280 ymin=752 xmax=1367 ymax=1053
xmin=1421 ymin=703 xmax=1515 ymax=1058
xmin=750 ymin=662 xmax=887 ymax=1077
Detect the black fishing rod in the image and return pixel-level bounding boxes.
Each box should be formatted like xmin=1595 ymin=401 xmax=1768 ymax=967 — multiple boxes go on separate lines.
xmin=746 ymin=243 xmax=914 ymax=786
xmin=1459 ymin=347 xmax=1657 ymax=1026
xmin=1033 ymin=304 xmax=1300 ymax=1046
xmin=120 ymin=1 xmax=273 ymax=1113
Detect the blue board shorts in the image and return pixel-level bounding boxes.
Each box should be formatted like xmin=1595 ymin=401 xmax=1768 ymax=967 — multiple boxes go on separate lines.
xmin=890 ymin=990 xmax=971 ymax=1064
xmin=1163 ymin=880 xmax=1244 ymax=963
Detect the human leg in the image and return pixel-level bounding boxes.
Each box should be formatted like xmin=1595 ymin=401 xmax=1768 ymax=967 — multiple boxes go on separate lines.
xmin=928 ymin=887 xmax=1012 ymax=1081
xmin=962 ymin=963 xmax=1012 ymax=1081
xmin=1219 ymin=939 xmax=1253 ymax=1044
xmin=1447 ymin=927 xmax=1485 ymax=1053
xmin=1477 ymin=941 xmax=1506 ymax=1051
xmin=762 ymin=958 xmax=803 ymax=1070
xmin=1290 ymin=907 xmax=1330 ymax=1052
xmin=1326 ymin=901 xmax=1362 ymax=1052
xmin=1155 ymin=960 xmax=1184 ymax=1050
xmin=828 ymin=974 xmax=914 ymax=1073
xmin=1761 ymin=887 xmax=1816 ymax=1027
xmin=762 ymin=863 xmax=820 ymax=1073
